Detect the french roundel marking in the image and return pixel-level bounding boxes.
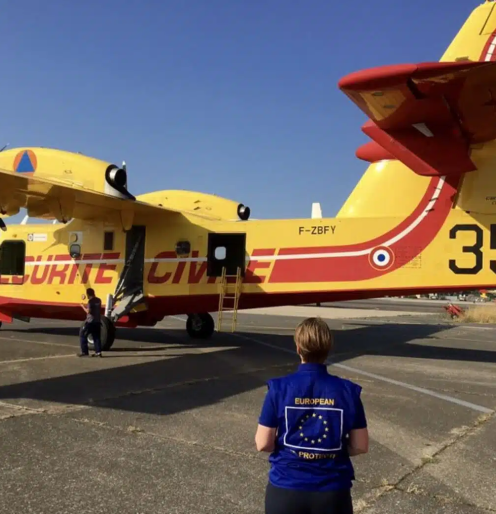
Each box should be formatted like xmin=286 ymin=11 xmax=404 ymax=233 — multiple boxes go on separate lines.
xmin=369 ymin=246 xmax=394 ymax=270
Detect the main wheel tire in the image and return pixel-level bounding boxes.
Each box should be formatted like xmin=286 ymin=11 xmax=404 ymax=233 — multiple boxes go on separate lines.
xmin=84 ymin=317 xmax=116 ymax=352
xmin=186 ymin=313 xmax=215 ymax=339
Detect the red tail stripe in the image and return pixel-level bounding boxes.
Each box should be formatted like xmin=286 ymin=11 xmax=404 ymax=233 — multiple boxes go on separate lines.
xmin=278 ymin=176 xmax=441 ymax=255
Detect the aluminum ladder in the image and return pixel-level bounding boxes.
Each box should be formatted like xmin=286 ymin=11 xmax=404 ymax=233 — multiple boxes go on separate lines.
xmin=217 ymin=266 xmax=242 ymax=332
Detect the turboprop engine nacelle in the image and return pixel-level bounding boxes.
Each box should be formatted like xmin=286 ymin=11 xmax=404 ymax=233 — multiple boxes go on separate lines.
xmin=104 ymin=164 xmax=135 ymax=200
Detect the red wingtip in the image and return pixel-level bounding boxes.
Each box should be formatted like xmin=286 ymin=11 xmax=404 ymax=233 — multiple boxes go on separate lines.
xmin=338 ymin=60 xmax=483 ymax=91
xmin=338 ymin=64 xmax=417 ymax=91
xmin=356 ymin=141 xmax=395 ymax=163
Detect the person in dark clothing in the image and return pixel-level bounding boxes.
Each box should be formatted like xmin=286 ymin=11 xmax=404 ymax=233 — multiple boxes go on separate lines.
xmin=255 ymin=317 xmax=369 ymax=514
xmin=78 ymin=288 xmax=103 ymax=357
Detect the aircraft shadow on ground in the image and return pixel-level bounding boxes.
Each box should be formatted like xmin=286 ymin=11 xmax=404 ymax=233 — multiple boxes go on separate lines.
xmin=0 ymin=323 xmax=494 ymax=418
xmin=8 ymin=325 xmax=207 ymax=349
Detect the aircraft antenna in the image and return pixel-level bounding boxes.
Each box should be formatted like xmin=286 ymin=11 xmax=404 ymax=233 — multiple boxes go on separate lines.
xmin=311 ymin=202 xmax=322 ymax=219
xmin=0 ymin=143 xmax=9 ymax=152
xmin=122 ymin=161 xmax=126 ymax=171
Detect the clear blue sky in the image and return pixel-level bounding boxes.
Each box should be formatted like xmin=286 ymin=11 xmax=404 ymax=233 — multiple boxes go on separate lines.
xmin=1 ymin=0 xmax=479 ymax=223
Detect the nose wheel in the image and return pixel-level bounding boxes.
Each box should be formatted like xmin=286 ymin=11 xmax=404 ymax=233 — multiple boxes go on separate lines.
xmin=186 ymin=313 xmax=215 ymax=339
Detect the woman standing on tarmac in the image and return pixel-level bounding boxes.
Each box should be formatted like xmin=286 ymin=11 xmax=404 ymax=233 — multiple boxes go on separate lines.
xmin=255 ymin=317 xmax=369 ymax=514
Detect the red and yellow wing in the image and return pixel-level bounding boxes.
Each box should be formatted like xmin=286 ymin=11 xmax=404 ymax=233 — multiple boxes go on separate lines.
xmin=0 ymin=167 xmax=207 ymax=229
xmin=339 ymin=61 xmax=496 ymax=176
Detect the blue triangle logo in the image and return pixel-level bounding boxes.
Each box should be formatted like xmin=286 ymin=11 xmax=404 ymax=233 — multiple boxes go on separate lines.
xmin=16 ymin=151 xmax=34 ymax=173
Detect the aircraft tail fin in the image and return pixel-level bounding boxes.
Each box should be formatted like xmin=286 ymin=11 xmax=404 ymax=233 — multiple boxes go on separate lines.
xmin=337 ymin=2 xmax=496 ymax=220
xmin=441 ymin=0 xmax=496 ymax=63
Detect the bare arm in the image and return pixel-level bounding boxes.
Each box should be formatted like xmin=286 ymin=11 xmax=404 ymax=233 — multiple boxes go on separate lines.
xmin=80 ymin=303 xmax=89 ymax=313
xmin=255 ymin=424 xmax=277 ymax=452
xmin=348 ymin=427 xmax=369 ymax=456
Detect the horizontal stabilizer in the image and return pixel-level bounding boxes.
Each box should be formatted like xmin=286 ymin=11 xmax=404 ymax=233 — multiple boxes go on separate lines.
xmin=339 ymin=60 xmax=496 ymax=176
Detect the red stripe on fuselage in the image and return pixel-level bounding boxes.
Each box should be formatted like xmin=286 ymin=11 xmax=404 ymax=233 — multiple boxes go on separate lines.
xmin=270 ymin=176 xmax=459 ymax=283
xmin=278 ymin=176 xmax=441 ymax=256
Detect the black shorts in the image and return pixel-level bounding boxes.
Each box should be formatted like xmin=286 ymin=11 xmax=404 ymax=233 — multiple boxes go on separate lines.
xmin=265 ymin=482 xmax=353 ymax=514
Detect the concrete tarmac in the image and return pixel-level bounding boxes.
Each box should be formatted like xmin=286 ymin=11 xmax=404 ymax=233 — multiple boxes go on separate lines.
xmin=312 ymin=298 xmax=447 ymax=313
xmin=306 ymin=297 xmax=483 ymax=314
xmin=0 ymin=309 xmax=495 ymax=513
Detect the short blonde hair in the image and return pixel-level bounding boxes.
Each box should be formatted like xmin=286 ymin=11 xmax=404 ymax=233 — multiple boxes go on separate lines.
xmin=294 ymin=317 xmax=333 ymax=363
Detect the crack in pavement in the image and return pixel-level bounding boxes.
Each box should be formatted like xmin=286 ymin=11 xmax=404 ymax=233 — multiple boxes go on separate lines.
xmin=397 ymin=482 xmax=496 ymax=512
xmin=356 ymin=411 xmax=496 ymax=513
xmin=70 ymin=415 xmax=265 ymax=461
xmin=357 ymin=482 xmax=496 ymax=513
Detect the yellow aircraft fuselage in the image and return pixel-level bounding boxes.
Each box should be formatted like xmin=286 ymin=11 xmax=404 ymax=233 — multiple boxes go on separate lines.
xmin=0 ymin=2 xmax=495 ymax=348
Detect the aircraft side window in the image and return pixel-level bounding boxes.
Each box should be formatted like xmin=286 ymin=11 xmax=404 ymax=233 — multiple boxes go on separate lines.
xmin=214 ymin=246 xmax=226 ymax=260
xmin=176 ymin=241 xmax=191 ymax=257
xmin=0 ymin=241 xmax=26 ymax=276
xmin=69 ymin=244 xmax=81 ymax=259
xmin=104 ymin=231 xmax=114 ymax=251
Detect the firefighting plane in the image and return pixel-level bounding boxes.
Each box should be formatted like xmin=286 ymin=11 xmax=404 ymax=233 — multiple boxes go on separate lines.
xmin=0 ymin=1 xmax=496 ymax=351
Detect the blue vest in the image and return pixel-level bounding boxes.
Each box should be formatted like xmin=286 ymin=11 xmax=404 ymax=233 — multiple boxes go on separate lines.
xmin=258 ymin=363 xmax=367 ymax=492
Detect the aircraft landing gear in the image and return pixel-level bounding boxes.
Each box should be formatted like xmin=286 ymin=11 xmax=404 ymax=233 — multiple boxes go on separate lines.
xmin=186 ymin=313 xmax=215 ymax=339
xmin=82 ymin=316 xmax=116 ymax=352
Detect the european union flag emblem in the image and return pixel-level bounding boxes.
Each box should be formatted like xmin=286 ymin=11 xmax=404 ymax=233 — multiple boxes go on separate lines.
xmin=283 ymin=407 xmax=343 ymax=452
